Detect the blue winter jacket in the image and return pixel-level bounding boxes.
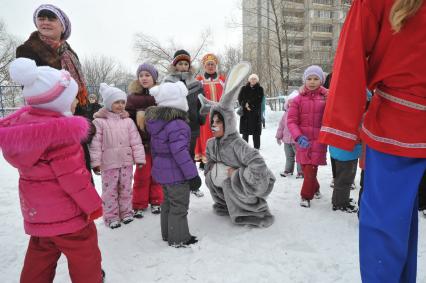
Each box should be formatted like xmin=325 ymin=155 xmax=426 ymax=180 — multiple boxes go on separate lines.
xmin=329 ymin=144 xmax=362 ymax=161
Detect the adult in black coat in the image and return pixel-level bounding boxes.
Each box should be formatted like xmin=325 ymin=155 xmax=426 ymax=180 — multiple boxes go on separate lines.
xmin=238 ymin=74 xmax=264 ymax=149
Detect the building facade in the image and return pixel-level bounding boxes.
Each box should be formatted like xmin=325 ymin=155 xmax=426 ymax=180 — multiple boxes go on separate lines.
xmin=242 ymin=0 xmax=351 ymax=94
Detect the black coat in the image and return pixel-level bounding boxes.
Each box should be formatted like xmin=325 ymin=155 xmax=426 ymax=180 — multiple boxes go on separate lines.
xmin=238 ymin=83 xmax=264 ymax=135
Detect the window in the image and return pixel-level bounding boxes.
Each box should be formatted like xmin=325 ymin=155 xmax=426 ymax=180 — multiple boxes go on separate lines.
xmin=313 ymin=10 xmax=333 ymax=19
xmin=342 ymin=0 xmax=352 ymax=5
xmin=312 ymin=24 xmax=333 ymax=32
xmin=313 ymin=0 xmax=333 ymax=5
xmin=282 ymin=10 xmax=305 ymax=18
xmin=283 ymin=23 xmax=304 ymax=32
xmin=312 ymin=40 xmax=332 ymax=47
xmin=286 ymin=0 xmax=304 ymax=3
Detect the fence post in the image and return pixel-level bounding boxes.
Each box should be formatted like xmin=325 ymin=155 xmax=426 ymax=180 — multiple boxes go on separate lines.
xmin=0 ymin=86 xmax=4 ymax=118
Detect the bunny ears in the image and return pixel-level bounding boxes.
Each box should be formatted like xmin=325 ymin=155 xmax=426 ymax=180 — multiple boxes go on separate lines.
xmin=199 ymin=61 xmax=251 ymax=115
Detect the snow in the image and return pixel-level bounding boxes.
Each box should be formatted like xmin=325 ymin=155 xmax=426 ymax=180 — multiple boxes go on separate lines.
xmin=1 ymin=108 xmax=425 ymax=283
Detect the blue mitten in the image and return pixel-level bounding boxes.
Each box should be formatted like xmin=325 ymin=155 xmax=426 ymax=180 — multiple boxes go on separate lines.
xmin=297 ymin=135 xmax=310 ymax=148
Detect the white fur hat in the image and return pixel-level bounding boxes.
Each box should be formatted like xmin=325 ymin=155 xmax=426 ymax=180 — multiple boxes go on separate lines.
xmin=248 ymin=73 xmax=259 ymax=82
xmin=9 ymin=58 xmax=78 ymax=116
xmin=99 ymin=83 xmax=127 ymax=111
xmin=150 ymin=81 xmax=189 ymax=112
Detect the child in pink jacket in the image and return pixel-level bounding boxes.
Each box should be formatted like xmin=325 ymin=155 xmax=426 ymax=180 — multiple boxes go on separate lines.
xmin=90 ymin=83 xmax=145 ymax=229
xmin=275 ymin=90 xmax=303 ymax=178
xmin=287 ymin=65 xmax=328 ymax=208
xmin=0 ymin=58 xmax=103 ymax=283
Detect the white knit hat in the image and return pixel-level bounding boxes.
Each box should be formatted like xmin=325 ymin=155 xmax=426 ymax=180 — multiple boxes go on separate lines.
xmin=149 ymin=81 xmax=189 ymax=111
xmin=99 ymin=83 xmax=127 ymax=111
xmin=9 ymin=58 xmax=78 ymax=116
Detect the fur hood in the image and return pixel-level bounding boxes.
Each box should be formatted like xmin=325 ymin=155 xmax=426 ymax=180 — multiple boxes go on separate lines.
xmin=145 ymin=106 xmax=188 ymax=123
xmin=128 ymin=80 xmax=157 ymax=95
xmin=128 ymin=80 xmax=143 ymax=94
xmin=0 ymin=106 xmax=88 ymax=160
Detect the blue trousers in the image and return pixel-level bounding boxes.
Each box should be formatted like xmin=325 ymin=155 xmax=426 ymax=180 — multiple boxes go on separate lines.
xmin=360 ymin=146 xmax=426 ymax=282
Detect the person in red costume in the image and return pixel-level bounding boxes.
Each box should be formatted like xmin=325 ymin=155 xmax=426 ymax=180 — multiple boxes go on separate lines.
xmin=195 ymin=53 xmax=226 ymax=170
xmin=318 ymin=0 xmax=426 ymax=282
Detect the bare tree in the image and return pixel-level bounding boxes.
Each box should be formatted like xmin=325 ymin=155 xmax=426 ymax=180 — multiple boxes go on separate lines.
xmin=81 ymin=55 xmax=134 ymax=95
xmin=235 ymin=1 xmax=307 ymax=97
xmin=0 ymin=20 xmax=19 ymax=85
xmin=133 ymin=28 xmax=213 ymax=74
xmin=217 ymin=45 xmax=243 ymax=75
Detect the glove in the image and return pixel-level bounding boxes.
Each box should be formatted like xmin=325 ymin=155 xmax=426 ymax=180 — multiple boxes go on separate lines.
xmin=87 ymin=207 xmax=103 ymax=222
xmin=187 ymin=81 xmax=202 ymax=95
xmin=93 ymin=166 xmax=101 ymax=175
xmin=188 ymin=175 xmax=202 ymax=191
xmin=297 ymin=135 xmax=310 ymax=148
xmin=276 ymin=138 xmax=282 ymax=145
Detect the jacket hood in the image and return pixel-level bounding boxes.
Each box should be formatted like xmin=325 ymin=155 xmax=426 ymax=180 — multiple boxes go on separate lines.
xmin=0 ymin=106 xmax=89 ymax=166
xmin=145 ymin=106 xmax=188 ymax=123
xmin=128 ymin=80 xmax=153 ymax=95
xmin=93 ymin=107 xmax=130 ymax=119
xmin=145 ymin=106 xmax=188 ymax=136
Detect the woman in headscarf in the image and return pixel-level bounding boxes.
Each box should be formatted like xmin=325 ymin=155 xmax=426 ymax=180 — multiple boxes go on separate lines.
xmin=16 ymin=4 xmax=89 ymax=109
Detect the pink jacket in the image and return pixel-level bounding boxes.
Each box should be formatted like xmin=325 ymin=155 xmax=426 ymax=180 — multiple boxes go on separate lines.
xmin=90 ymin=108 xmax=145 ymax=171
xmin=275 ymin=110 xmax=294 ymax=144
xmin=0 ymin=107 xmax=102 ymax=237
xmin=287 ymin=86 xmax=328 ymax=165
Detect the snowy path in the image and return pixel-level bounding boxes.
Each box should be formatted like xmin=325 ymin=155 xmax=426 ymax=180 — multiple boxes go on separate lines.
xmin=1 ymin=110 xmax=425 ymax=283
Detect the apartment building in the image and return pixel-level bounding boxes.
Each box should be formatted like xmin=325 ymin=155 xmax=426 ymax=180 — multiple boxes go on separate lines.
xmin=242 ymin=0 xmax=351 ymax=93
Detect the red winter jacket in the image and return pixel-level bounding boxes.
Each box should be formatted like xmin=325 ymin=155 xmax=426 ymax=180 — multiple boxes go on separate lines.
xmin=319 ymin=0 xmax=426 ymax=158
xmin=0 ymin=107 xmax=102 ymax=237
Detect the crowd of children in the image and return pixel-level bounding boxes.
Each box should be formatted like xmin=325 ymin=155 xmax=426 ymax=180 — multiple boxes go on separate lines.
xmin=1 ymin=1 xmax=426 ymax=281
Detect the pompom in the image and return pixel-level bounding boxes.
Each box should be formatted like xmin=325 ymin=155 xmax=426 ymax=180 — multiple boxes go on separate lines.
xmin=176 ymin=81 xmax=188 ymax=97
xmin=149 ymin=85 xmax=160 ymax=97
xmin=99 ymin=82 xmax=108 ymax=94
xmin=9 ymin=58 xmax=38 ymax=86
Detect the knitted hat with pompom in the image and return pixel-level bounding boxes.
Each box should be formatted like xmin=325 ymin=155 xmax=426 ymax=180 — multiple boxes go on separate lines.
xmin=9 ymin=57 xmax=78 ymax=116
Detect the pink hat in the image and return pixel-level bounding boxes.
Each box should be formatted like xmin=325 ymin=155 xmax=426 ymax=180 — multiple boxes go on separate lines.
xmin=9 ymin=58 xmax=78 ymax=116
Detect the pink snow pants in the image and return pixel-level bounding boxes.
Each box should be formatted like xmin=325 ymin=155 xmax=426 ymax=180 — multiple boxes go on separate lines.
xmin=101 ymin=165 xmax=133 ymax=225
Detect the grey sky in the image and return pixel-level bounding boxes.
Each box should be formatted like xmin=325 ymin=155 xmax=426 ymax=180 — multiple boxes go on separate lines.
xmin=0 ymin=0 xmax=242 ymax=71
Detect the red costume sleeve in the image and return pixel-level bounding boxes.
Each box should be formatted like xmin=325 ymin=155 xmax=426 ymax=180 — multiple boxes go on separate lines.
xmin=319 ymin=0 xmax=380 ymax=151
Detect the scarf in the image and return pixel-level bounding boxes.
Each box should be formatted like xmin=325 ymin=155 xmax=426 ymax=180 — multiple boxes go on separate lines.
xmin=39 ymin=34 xmax=88 ymax=106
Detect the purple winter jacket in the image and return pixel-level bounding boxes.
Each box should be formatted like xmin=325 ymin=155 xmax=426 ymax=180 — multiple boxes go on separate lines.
xmin=287 ymin=86 xmax=328 ymax=165
xmin=145 ymin=106 xmax=198 ymax=185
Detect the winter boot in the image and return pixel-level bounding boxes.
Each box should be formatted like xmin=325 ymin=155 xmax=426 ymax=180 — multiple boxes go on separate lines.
xmin=300 ymin=198 xmax=310 ymax=208
xmin=170 ymin=235 xmax=198 ymax=248
xmin=295 ymin=173 xmax=304 ymax=179
xmin=122 ymin=216 xmax=134 ymax=224
xmin=314 ymin=191 xmax=322 ymax=199
xmin=133 ymin=209 xmax=144 ymax=219
xmin=280 ymin=171 xmax=293 ymax=177
xmin=332 ymin=203 xmax=358 ymax=213
xmin=109 ymin=221 xmax=121 ymax=229
xmin=191 ymin=189 xmax=204 ymax=198
xmin=151 ymin=205 xmax=161 ymax=214
xmin=101 ymin=269 xmax=105 ymax=283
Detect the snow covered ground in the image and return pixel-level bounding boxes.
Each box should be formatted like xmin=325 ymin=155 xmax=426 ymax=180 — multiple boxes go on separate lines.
xmin=1 ymin=109 xmax=425 ymax=283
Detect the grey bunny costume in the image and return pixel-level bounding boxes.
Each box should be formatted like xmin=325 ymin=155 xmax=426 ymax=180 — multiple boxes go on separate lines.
xmin=200 ymin=62 xmax=275 ymax=227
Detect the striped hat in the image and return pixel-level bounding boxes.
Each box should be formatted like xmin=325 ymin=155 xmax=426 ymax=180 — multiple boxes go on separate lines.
xmin=33 ymin=4 xmax=72 ymax=40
